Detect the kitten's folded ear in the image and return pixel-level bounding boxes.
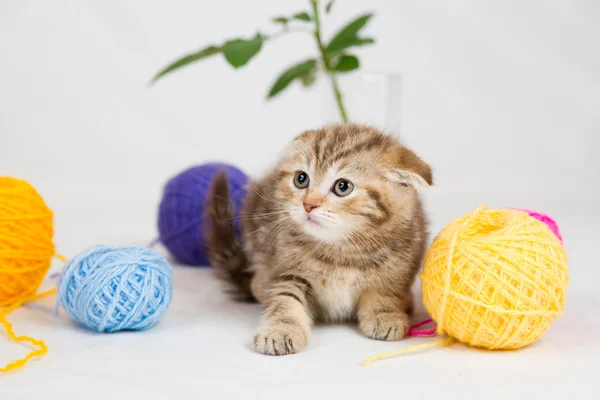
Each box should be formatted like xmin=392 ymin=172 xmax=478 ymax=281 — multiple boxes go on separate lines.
xmin=386 ymin=146 xmax=433 ymax=188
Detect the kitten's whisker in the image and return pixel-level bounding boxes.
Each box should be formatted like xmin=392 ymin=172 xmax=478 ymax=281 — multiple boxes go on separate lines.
xmin=251 ymin=187 xmax=280 ymax=205
xmin=255 ymin=216 xmax=293 ymax=247
xmin=334 ymin=224 xmax=381 ymax=269
xmin=353 ymin=231 xmax=384 ymax=253
xmin=236 ymin=217 xmax=286 ymax=245
xmin=236 ymin=210 xmax=286 ymax=216
xmin=271 ymin=219 xmax=294 ymax=243
xmin=230 ymin=210 xmax=289 ymax=222
xmin=256 ymin=218 xmax=287 ymax=244
xmin=328 ymin=219 xmax=362 ymax=255
xmin=327 ymin=216 xmax=383 ymax=258
xmin=315 ymin=212 xmax=381 ymax=253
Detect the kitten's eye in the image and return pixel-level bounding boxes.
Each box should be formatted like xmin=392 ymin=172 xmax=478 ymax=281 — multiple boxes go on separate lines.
xmin=293 ymin=171 xmax=310 ymax=189
xmin=333 ymin=179 xmax=354 ymax=197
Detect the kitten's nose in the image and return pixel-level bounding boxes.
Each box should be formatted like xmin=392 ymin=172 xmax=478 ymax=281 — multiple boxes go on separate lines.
xmin=303 ymin=202 xmax=319 ymax=213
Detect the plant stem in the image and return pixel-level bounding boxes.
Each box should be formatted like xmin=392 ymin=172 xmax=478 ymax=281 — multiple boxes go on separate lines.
xmin=310 ymin=0 xmax=349 ymax=123
xmin=329 ymin=74 xmax=348 ymax=122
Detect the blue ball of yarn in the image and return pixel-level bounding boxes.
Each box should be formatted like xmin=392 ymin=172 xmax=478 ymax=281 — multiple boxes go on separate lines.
xmin=157 ymin=163 xmax=249 ymax=266
xmin=57 ymin=245 xmax=173 ymax=333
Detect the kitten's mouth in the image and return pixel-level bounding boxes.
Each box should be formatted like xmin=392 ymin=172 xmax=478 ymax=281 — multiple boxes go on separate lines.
xmin=305 ymin=215 xmax=320 ymax=226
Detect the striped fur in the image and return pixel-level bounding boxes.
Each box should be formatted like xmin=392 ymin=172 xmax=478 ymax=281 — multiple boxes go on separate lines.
xmin=206 ymin=124 xmax=432 ymax=355
xmin=205 ymin=171 xmax=254 ymax=301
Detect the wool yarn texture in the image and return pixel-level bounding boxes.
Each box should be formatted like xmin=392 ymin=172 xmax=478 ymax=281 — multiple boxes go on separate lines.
xmin=56 ymin=245 xmax=173 ymax=333
xmin=0 ymin=176 xmax=61 ymax=372
xmin=364 ymin=206 xmax=568 ymax=365
xmin=0 ymin=177 xmax=55 ymax=306
xmin=157 ymin=163 xmax=249 ymax=266
xmin=515 ymin=208 xmax=563 ymax=244
xmin=424 ymin=206 xmax=568 ymax=347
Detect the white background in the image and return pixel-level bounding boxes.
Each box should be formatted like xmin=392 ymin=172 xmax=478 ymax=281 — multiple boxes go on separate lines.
xmin=1 ymin=1 xmax=599 ymax=398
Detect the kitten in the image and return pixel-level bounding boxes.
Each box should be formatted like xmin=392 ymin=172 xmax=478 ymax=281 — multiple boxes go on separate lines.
xmin=206 ymin=123 xmax=432 ymax=356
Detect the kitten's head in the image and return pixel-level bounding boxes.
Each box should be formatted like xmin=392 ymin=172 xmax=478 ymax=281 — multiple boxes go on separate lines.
xmin=273 ymin=124 xmax=432 ymax=243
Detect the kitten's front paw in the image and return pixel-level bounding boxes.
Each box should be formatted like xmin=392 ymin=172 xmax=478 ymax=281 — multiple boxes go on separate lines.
xmin=359 ymin=311 xmax=409 ymax=341
xmin=253 ymin=323 xmax=308 ymax=356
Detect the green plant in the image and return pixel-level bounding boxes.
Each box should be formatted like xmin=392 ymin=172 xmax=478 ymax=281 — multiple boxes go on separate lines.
xmin=151 ymin=0 xmax=375 ymax=123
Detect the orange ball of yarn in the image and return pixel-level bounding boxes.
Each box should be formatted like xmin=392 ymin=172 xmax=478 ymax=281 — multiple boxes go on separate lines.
xmin=421 ymin=206 xmax=568 ymax=350
xmin=0 ymin=177 xmax=56 ymax=307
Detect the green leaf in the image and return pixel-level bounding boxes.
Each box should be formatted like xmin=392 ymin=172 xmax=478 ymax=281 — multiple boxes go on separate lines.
xmin=349 ymin=37 xmax=375 ymax=47
xmin=222 ymin=34 xmax=263 ymax=68
xmin=326 ymin=0 xmax=335 ymax=13
xmin=151 ymin=45 xmax=221 ymax=83
xmin=293 ymin=12 xmax=311 ymax=22
xmin=300 ymin=69 xmax=317 ymax=87
xmin=267 ymin=59 xmax=317 ymax=98
xmin=328 ymin=37 xmax=375 ymax=55
xmin=272 ymin=16 xmax=288 ymax=24
xmin=333 ymin=54 xmax=359 ymax=72
xmin=326 ymin=13 xmax=373 ymax=54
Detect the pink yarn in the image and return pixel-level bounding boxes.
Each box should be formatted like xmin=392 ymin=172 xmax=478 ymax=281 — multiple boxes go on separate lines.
xmin=514 ymin=208 xmax=563 ymax=244
xmin=408 ymin=319 xmax=437 ymax=337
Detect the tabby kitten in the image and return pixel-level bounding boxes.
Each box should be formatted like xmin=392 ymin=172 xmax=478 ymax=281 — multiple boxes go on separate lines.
xmin=206 ymin=124 xmax=432 ymax=356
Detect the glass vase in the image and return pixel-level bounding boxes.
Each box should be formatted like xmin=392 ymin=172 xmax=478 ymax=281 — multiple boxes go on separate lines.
xmin=320 ymin=71 xmax=402 ymax=130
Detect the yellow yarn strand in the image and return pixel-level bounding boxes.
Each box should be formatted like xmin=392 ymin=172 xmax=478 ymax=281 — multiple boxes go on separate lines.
xmin=0 ymin=177 xmax=62 ymax=372
xmin=0 ymin=288 xmax=56 ymax=373
xmin=363 ymin=337 xmax=455 ymax=366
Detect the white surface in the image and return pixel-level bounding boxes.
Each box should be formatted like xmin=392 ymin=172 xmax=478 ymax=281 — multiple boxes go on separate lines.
xmin=1 ymin=0 xmax=599 ymax=398
xmin=1 ymin=192 xmax=598 ymax=399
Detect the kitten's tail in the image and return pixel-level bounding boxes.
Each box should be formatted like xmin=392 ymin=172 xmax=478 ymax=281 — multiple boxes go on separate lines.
xmin=205 ymin=171 xmax=256 ymax=302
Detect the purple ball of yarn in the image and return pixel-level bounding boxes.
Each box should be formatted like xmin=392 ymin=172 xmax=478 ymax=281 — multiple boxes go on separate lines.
xmin=157 ymin=163 xmax=249 ymax=266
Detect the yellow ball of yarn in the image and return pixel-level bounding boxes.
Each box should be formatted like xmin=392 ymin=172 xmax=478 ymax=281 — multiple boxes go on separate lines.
xmin=0 ymin=177 xmax=55 ymax=307
xmin=421 ymin=206 xmax=569 ymax=350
